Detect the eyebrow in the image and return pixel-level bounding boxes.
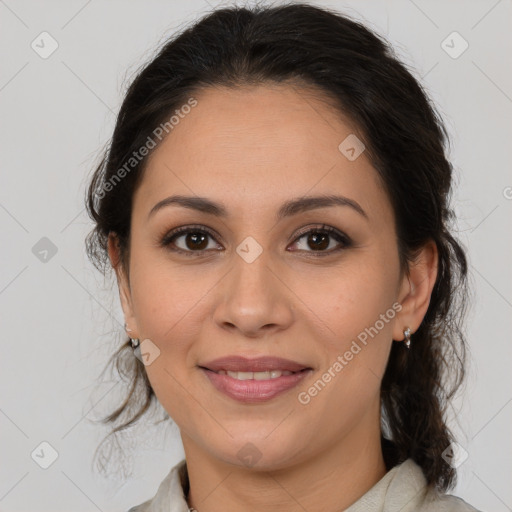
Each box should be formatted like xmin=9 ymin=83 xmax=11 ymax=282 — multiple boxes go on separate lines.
xmin=147 ymin=194 xmax=368 ymax=221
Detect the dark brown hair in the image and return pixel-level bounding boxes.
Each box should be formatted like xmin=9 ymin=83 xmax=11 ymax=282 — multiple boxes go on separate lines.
xmin=86 ymin=2 xmax=469 ymax=492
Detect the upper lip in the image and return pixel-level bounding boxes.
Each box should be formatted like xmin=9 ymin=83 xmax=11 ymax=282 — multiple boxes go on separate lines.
xmin=200 ymin=356 xmax=311 ymax=373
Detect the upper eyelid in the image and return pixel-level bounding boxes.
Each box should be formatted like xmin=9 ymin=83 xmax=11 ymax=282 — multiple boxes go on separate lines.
xmin=164 ymin=224 xmax=219 ymax=242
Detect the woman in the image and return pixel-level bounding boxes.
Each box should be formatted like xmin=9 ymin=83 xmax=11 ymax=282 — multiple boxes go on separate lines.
xmin=85 ymin=3 xmax=482 ymax=511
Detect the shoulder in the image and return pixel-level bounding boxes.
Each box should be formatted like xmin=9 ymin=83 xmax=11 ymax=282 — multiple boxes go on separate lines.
xmin=419 ymin=490 xmax=483 ymax=511
xmin=394 ymin=459 xmax=483 ymax=512
xmin=377 ymin=458 xmax=483 ymax=512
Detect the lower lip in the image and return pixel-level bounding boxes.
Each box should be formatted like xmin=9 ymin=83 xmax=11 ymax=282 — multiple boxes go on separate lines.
xmin=200 ymin=368 xmax=312 ymax=403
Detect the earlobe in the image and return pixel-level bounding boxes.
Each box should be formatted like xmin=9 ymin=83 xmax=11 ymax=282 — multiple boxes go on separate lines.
xmin=393 ymin=240 xmax=438 ymax=341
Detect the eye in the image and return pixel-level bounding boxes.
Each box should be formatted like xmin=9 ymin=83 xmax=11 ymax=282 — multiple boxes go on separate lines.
xmin=160 ymin=224 xmax=351 ymax=257
xmin=160 ymin=225 xmax=222 ymax=256
xmin=288 ymin=225 xmax=351 ymax=255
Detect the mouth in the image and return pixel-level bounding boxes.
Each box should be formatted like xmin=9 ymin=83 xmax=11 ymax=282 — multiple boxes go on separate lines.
xmin=198 ymin=355 xmax=313 ymax=403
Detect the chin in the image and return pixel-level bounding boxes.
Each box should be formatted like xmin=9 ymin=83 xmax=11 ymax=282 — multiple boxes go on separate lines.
xmin=207 ymin=434 xmax=309 ymax=472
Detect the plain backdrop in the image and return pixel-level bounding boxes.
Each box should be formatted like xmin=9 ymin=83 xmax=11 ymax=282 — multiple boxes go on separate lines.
xmin=1 ymin=0 xmax=511 ymax=511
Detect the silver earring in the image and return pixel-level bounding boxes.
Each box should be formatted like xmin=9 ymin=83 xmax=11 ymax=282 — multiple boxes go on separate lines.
xmin=130 ymin=337 xmax=141 ymax=360
xmin=403 ymin=327 xmax=411 ymax=349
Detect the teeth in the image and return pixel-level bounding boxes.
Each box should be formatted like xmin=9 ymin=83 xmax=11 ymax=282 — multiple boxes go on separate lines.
xmin=217 ymin=370 xmax=294 ymax=380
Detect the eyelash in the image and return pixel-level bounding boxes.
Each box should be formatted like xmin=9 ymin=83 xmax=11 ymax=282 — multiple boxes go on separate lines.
xmin=159 ymin=224 xmax=352 ymax=257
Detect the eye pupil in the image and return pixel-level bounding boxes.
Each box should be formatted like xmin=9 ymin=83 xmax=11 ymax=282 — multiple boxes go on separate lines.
xmin=308 ymin=232 xmax=329 ymax=251
xmin=186 ymin=232 xmax=208 ymax=250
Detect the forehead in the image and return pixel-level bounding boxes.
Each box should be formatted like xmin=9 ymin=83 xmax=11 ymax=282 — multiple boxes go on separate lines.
xmin=135 ymin=84 xmax=393 ymax=227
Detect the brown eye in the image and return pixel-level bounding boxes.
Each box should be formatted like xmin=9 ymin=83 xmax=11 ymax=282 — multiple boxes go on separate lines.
xmin=182 ymin=232 xmax=209 ymax=250
xmin=306 ymin=232 xmax=330 ymax=251
xmin=289 ymin=226 xmax=351 ymax=255
xmin=161 ymin=226 xmax=222 ymax=255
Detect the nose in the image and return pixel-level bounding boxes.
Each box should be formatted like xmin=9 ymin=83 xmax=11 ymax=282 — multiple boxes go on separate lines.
xmin=212 ymin=247 xmax=295 ymax=339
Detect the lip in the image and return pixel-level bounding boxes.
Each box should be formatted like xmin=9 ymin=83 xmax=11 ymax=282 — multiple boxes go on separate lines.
xmin=200 ymin=355 xmax=311 ymax=373
xmin=198 ymin=356 xmax=313 ymax=403
xmin=200 ymin=367 xmax=313 ymax=403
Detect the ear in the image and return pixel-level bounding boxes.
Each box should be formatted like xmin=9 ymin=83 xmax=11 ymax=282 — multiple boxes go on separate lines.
xmin=393 ymin=239 xmax=438 ymax=341
xmin=107 ymin=232 xmax=139 ymax=338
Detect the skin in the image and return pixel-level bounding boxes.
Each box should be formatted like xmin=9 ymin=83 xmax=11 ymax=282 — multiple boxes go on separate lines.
xmin=108 ymin=83 xmax=438 ymax=512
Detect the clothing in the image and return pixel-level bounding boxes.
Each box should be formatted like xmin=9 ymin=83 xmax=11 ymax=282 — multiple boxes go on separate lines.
xmin=127 ymin=457 xmax=482 ymax=512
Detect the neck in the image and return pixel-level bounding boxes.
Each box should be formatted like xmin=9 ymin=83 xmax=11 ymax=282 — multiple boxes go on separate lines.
xmin=182 ymin=425 xmax=387 ymax=512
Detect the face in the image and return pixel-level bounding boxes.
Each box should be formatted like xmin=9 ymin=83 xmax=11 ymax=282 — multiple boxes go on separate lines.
xmin=111 ymin=83 xmax=431 ymax=470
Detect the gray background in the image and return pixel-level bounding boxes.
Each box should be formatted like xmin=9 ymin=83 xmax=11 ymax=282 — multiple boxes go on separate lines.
xmin=1 ymin=0 xmax=511 ymax=511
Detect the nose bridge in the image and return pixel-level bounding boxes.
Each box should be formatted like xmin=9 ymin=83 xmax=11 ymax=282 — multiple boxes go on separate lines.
xmin=232 ymin=244 xmax=273 ymax=299
xmin=229 ymin=242 xmax=275 ymax=307
xmin=213 ymin=241 xmax=293 ymax=335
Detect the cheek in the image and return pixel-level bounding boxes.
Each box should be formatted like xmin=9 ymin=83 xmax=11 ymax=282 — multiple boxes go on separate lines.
xmin=296 ymin=257 xmax=396 ymax=338
xmin=128 ymin=249 xmax=213 ymax=342
xmin=297 ymin=268 xmax=395 ymax=430
xmin=305 ymin=256 xmax=398 ymax=381
xmin=127 ymin=255 xmax=205 ymax=418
